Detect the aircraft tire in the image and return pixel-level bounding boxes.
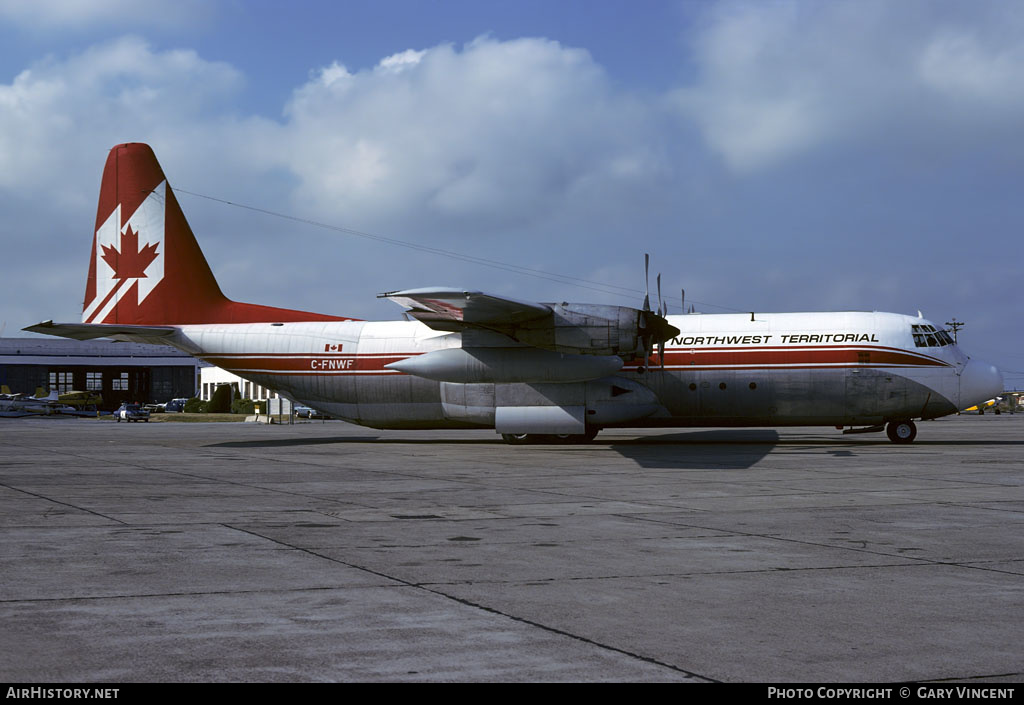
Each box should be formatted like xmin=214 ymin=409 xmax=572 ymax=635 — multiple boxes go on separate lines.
xmin=502 ymin=432 xmax=599 ymax=445
xmin=886 ymin=420 xmax=917 ymax=444
xmin=547 ymin=428 xmax=601 ymax=444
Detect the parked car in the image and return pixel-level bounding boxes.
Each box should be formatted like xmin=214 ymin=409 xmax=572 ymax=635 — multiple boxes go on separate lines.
xmin=164 ymin=398 xmax=187 ymax=413
xmin=115 ymin=403 xmax=150 ymax=423
xmin=294 ymin=405 xmax=313 ymax=418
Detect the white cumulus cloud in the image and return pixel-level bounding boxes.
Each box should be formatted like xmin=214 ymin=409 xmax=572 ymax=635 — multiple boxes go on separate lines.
xmin=0 ymin=36 xmax=243 ymax=202
xmin=273 ymin=37 xmax=667 ymax=232
xmin=674 ymin=0 xmax=1024 ymax=171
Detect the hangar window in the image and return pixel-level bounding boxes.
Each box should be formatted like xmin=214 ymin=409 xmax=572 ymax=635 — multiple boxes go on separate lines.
xmin=112 ymin=372 xmax=129 ymax=391
xmin=49 ymin=372 xmax=74 ymax=393
xmin=911 ymin=324 xmax=953 ymax=348
xmin=86 ymin=372 xmax=102 ymax=391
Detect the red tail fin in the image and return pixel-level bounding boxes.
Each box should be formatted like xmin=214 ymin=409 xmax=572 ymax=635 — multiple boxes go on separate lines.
xmin=83 ymin=143 xmax=350 ymax=325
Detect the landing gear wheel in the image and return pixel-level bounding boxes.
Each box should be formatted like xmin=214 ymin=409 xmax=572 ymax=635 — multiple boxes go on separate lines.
xmin=547 ymin=428 xmax=601 ymax=444
xmin=502 ymin=429 xmax=600 ymax=445
xmin=886 ymin=420 xmax=917 ymax=444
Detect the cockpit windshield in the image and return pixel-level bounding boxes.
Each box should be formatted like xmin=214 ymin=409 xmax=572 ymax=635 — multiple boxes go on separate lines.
xmin=911 ymin=324 xmax=954 ymax=347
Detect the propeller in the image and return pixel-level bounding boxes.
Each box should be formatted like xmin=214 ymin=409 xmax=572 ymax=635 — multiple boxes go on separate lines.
xmin=643 ymin=253 xmax=651 ymax=313
xmin=656 ymin=273 xmax=666 ymax=367
xmin=637 ymin=254 xmax=680 ymax=372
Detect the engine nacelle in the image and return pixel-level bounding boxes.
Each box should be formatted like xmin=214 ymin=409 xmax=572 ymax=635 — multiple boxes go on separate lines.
xmin=511 ymin=303 xmax=644 ymax=356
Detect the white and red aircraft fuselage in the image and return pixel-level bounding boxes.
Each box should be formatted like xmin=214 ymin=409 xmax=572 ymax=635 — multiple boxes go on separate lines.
xmin=29 ymin=144 xmax=1003 ymax=444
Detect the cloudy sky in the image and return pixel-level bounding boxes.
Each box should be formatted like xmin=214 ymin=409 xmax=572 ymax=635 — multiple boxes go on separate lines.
xmin=1 ymin=0 xmax=1021 ymax=386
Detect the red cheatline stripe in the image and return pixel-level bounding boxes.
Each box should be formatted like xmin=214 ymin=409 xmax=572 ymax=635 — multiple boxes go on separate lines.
xmin=664 ymin=344 xmax=948 ymax=365
xmin=203 ymin=354 xmax=412 ymax=373
xmin=202 ymin=345 xmax=951 ymax=376
xmin=624 ymin=346 xmax=951 ymax=369
xmin=208 ymin=352 xmax=352 ymax=358
xmin=203 ymin=352 xmax=424 ymax=359
xmin=232 ymin=370 xmax=403 ymax=377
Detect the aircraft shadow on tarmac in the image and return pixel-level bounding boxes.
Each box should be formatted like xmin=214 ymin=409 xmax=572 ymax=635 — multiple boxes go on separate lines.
xmin=605 ymin=429 xmax=779 ymax=469
xmin=208 ymin=429 xmax=782 ymax=470
xmin=205 ymin=427 xmax=1023 ymax=473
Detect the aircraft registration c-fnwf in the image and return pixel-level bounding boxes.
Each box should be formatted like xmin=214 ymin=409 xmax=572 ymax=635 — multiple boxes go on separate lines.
xmin=27 ymin=143 xmax=1004 ymax=444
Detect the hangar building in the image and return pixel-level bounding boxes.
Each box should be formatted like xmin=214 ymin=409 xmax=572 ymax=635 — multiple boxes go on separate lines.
xmin=0 ymin=338 xmax=199 ymax=410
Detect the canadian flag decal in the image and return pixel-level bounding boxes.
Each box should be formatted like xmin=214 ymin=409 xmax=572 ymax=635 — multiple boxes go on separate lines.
xmin=83 ymin=181 xmax=166 ymax=323
xmin=325 ymin=343 xmax=343 ymax=352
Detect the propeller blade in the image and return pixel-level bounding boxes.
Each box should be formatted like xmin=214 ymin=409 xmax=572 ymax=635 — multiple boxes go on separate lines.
xmin=656 ymin=273 xmax=663 ymax=319
xmin=659 ymin=339 xmax=666 ymax=368
xmin=643 ymin=253 xmax=651 ymax=312
xmin=681 ymin=289 xmax=685 ymax=315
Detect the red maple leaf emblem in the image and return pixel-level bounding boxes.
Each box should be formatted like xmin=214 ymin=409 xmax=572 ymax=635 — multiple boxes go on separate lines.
xmin=101 ymin=226 xmax=159 ymax=279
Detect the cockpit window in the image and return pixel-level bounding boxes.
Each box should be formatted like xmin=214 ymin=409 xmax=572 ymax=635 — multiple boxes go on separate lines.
xmin=911 ymin=324 xmax=954 ymax=348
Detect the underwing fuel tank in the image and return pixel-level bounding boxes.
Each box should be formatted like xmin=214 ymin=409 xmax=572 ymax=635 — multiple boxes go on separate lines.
xmin=385 ymin=347 xmax=623 ymax=384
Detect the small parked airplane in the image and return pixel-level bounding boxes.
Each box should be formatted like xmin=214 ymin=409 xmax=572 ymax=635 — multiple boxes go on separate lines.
xmin=27 ymin=143 xmax=1003 ymax=443
xmin=0 ymin=387 xmax=77 ymax=418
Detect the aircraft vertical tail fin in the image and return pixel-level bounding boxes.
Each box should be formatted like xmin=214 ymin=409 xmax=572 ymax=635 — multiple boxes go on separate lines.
xmin=82 ymin=143 xmax=349 ymax=326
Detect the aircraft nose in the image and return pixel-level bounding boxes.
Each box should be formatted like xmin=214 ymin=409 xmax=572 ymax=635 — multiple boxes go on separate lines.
xmin=959 ymin=359 xmax=1004 ymax=410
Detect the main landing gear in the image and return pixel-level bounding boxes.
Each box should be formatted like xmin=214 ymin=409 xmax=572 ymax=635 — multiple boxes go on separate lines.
xmin=501 ymin=428 xmax=600 ymax=445
xmin=886 ymin=420 xmax=917 ymax=444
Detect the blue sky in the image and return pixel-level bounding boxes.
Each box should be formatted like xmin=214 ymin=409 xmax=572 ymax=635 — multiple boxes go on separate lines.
xmin=1 ymin=0 xmax=1021 ymax=386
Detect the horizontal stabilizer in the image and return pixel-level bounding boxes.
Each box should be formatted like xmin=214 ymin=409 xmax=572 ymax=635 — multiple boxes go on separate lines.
xmin=24 ymin=320 xmax=178 ymax=341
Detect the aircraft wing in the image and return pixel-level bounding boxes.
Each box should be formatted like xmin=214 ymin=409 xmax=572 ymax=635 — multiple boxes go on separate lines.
xmin=378 ymin=288 xmax=551 ymax=332
xmin=23 ymin=321 xmax=178 ymax=342
xmin=380 ymin=287 xmax=678 ymax=359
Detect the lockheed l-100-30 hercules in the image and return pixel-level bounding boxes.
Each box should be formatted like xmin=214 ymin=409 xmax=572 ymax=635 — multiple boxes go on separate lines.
xmin=27 ymin=143 xmax=1003 ymax=444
